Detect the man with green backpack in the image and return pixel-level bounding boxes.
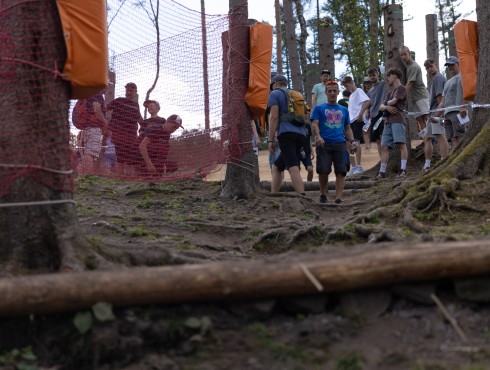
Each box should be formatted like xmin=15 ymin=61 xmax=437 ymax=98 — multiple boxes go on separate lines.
xmin=267 ymin=74 xmax=308 ymax=196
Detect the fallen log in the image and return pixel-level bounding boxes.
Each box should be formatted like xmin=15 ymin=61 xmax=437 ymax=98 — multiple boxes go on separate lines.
xmin=0 ymin=240 xmax=489 ymax=316
xmin=260 ymin=180 xmax=374 ymax=192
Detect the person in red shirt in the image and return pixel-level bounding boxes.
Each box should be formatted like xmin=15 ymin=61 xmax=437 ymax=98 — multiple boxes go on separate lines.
xmin=139 ymin=114 xmax=183 ymax=174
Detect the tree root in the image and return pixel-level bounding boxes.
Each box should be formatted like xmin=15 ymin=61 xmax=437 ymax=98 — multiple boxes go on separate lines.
xmin=284 ymin=225 xmax=324 ymax=250
xmin=253 ymin=228 xmax=288 ymax=249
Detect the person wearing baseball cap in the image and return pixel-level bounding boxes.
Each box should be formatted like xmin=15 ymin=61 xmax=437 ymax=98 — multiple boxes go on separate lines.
xmin=268 ymin=73 xmax=307 ymax=196
xmin=139 ymin=99 xmax=165 ymax=140
xmin=106 ymin=82 xmax=144 ymax=175
xmin=440 ymin=55 xmax=466 ymax=148
xmin=311 ymin=69 xmax=332 ymax=107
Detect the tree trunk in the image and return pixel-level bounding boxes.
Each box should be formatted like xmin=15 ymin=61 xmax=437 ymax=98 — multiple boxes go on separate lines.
xmin=0 ymin=240 xmax=489 ymax=316
xmin=462 ymin=0 xmax=490 ymax=149
xmin=292 ymin=0 xmax=308 ymax=95
xmin=318 ymin=16 xmax=335 ymax=77
xmin=283 ymin=0 xmax=302 ymax=91
xmin=0 ymin=0 xmax=80 ymax=274
xmin=274 ymin=0 xmax=283 ymax=74
xmin=368 ymin=0 xmax=379 ymax=68
xmin=425 ymin=14 xmax=439 ymax=90
xmin=221 ymin=0 xmax=259 ymax=199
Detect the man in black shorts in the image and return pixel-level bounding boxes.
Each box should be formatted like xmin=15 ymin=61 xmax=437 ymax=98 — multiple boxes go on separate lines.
xmin=310 ymin=81 xmax=356 ymax=204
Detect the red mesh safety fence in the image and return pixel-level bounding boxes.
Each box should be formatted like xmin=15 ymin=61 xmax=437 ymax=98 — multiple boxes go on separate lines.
xmin=0 ymin=0 xmax=74 ymax=200
xmin=1 ymin=0 xmax=255 ymax=203
xmin=73 ymin=0 xmax=241 ymax=182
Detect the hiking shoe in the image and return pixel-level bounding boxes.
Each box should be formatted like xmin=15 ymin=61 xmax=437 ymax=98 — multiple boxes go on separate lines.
xmin=319 ymin=194 xmax=327 ymax=203
xmin=335 ymin=199 xmax=342 ymax=204
xmin=395 ymin=169 xmax=407 ymax=180
xmin=374 ymin=172 xmax=387 ymax=180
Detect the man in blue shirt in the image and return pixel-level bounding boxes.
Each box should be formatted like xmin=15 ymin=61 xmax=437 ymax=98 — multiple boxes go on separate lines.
xmin=311 ymin=81 xmax=356 ymax=204
xmin=267 ymin=74 xmax=307 ymax=195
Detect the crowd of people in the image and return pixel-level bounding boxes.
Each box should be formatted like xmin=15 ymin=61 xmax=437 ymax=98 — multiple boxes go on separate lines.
xmin=266 ymin=45 xmax=470 ymax=203
xmin=74 ymin=83 xmax=184 ymax=177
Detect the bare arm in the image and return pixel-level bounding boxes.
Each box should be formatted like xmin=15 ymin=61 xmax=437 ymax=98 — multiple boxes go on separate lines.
xmin=311 ymin=94 xmax=317 ymax=108
xmin=268 ymin=105 xmax=279 ymax=153
xmin=358 ymin=99 xmax=371 ymax=120
xmin=139 ymin=137 xmax=156 ymax=172
xmin=344 ymin=125 xmax=354 ymax=143
xmin=93 ymin=102 xmax=108 ymax=134
xmin=311 ymin=119 xmax=323 ymax=147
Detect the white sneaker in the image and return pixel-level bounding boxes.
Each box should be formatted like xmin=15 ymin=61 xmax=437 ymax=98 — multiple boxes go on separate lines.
xmin=351 ymin=166 xmax=363 ymax=175
xmin=422 ymin=166 xmax=430 ymax=173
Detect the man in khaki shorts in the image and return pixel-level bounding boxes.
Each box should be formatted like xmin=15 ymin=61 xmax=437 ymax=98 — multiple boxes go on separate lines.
xmin=399 ymin=45 xmax=430 ymax=133
xmin=422 ymin=58 xmax=449 ymax=172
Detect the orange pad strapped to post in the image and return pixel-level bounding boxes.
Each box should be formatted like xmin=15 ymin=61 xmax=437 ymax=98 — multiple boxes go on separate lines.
xmin=56 ymin=0 xmax=108 ymax=99
xmin=244 ymin=22 xmax=273 ymax=120
xmin=454 ymin=19 xmax=478 ymax=101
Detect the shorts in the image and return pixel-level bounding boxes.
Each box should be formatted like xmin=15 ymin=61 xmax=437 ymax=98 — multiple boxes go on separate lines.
xmin=351 ymin=120 xmax=364 ymax=143
xmin=316 ymin=142 xmax=347 ymax=176
xmin=412 ymin=98 xmax=430 ymax=118
xmin=370 ymin=113 xmax=384 ymax=142
xmin=425 ymin=117 xmax=445 ymax=137
xmin=268 ymin=143 xmax=281 ymax=168
xmin=274 ymin=132 xmax=305 ymax=171
xmin=444 ymin=111 xmax=466 ymax=139
xmin=381 ymin=123 xmax=406 ymax=149
xmin=83 ymin=127 xmax=103 ymax=158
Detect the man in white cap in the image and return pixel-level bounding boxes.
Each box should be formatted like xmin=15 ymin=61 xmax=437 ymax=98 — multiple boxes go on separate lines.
xmin=438 ymin=56 xmax=467 ymax=148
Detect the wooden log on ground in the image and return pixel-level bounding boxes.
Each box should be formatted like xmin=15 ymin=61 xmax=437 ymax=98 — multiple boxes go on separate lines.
xmin=260 ymin=180 xmax=374 ymax=192
xmin=0 ymin=240 xmax=489 ymax=316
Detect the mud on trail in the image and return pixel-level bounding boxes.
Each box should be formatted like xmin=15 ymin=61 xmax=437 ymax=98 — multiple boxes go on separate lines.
xmin=1 ymin=171 xmax=490 ymax=370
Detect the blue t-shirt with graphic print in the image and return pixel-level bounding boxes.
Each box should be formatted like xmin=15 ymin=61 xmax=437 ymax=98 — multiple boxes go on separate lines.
xmin=310 ymin=103 xmax=350 ymax=143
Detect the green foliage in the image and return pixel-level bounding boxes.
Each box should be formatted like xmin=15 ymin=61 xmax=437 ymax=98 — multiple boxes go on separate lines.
xmin=322 ymin=0 xmax=384 ymax=81
xmin=247 ymin=323 xmax=307 ymax=362
xmin=184 ymin=316 xmax=213 ymax=336
xmin=73 ymin=302 xmax=116 ymax=334
xmin=128 ymin=226 xmax=150 ymax=237
xmin=137 ymin=196 xmax=153 ymax=209
xmin=0 ymin=346 xmax=38 ymax=370
xmin=335 ymin=353 xmax=364 ymax=370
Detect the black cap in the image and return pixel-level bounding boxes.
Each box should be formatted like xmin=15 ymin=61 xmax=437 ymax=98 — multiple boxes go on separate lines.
xmin=321 ymin=69 xmax=331 ymax=75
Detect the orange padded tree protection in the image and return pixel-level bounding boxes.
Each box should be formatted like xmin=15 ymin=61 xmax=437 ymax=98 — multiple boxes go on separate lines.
xmin=454 ymin=20 xmax=478 ymax=101
xmin=56 ymin=0 xmax=108 ymax=98
xmin=244 ymin=22 xmax=273 ymax=120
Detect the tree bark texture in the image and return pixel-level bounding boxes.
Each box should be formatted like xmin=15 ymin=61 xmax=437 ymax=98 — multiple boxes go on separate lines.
xmin=0 ymin=240 xmax=489 ymax=316
xmin=292 ymin=0 xmax=308 ymax=95
xmin=425 ymin=14 xmax=439 ymax=90
xmin=0 ymin=0 xmax=79 ymax=273
xmin=462 ymin=0 xmax=490 ymax=150
xmin=317 ymin=17 xmax=335 ymax=77
xmin=274 ymin=0 xmax=283 ymax=74
xmin=282 ymin=0 xmax=302 ymax=91
xmin=221 ymin=0 xmax=259 ymax=199
xmin=368 ymin=0 xmax=380 ymax=68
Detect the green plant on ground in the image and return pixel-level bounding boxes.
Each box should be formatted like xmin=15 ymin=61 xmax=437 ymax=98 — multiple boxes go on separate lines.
xmin=128 ymin=226 xmax=150 ymax=237
xmin=0 ymin=346 xmax=38 ymax=370
xmin=335 ymin=353 xmax=364 ymax=370
xmin=247 ymin=323 xmax=307 ymax=363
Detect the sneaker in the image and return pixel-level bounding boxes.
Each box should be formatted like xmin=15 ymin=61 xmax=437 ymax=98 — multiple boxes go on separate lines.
xmin=351 ymin=166 xmax=363 ymax=175
xmin=395 ymin=169 xmax=407 ymax=180
xmin=422 ymin=166 xmax=430 ymax=173
xmin=319 ymin=194 xmax=327 ymax=203
xmin=335 ymin=199 xmax=342 ymax=204
xmin=374 ymin=172 xmax=387 ymax=180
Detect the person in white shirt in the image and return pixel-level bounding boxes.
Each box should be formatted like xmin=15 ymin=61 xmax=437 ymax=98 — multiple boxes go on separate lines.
xmin=341 ymin=76 xmax=371 ymax=175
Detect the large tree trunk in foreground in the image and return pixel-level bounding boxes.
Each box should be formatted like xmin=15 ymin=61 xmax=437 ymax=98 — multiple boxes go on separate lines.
xmin=0 ymin=240 xmax=489 ymax=316
xmin=221 ymin=0 xmax=259 ymax=199
xmin=0 ymin=0 xmax=80 ymax=274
